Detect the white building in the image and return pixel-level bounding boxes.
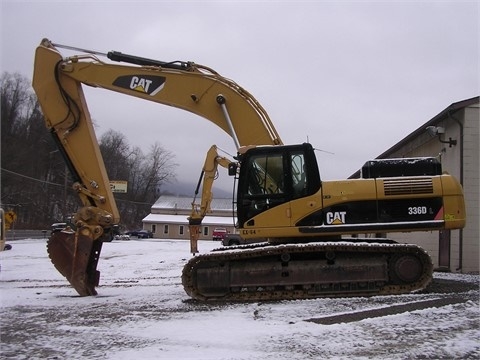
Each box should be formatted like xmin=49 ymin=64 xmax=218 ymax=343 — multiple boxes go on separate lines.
xmin=142 ymin=195 xmax=236 ymax=240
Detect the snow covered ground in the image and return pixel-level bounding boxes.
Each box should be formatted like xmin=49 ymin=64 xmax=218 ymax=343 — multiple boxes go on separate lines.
xmin=1 ymin=239 xmax=479 ymax=359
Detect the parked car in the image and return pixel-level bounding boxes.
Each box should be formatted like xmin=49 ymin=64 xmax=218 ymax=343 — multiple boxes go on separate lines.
xmin=137 ymin=230 xmax=153 ymax=238
xmin=125 ymin=229 xmax=142 ymax=237
xmin=212 ymin=227 xmax=228 ymax=241
xmin=222 ymin=233 xmax=243 ymax=246
xmin=222 ymin=234 xmax=267 ymax=247
xmin=114 ymin=234 xmax=130 ymax=241
xmin=125 ymin=229 xmax=153 ymax=238
xmin=51 ymin=222 xmax=67 ymax=234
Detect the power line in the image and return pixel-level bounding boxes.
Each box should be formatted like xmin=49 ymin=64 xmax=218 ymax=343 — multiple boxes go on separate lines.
xmin=1 ymin=167 xmax=155 ymax=206
xmin=1 ymin=167 xmax=64 ymax=187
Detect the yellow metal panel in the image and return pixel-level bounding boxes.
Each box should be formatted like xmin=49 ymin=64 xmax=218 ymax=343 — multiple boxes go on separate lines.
xmin=32 ymin=45 xmax=120 ymax=223
xmin=321 ymin=179 xmax=377 ymax=207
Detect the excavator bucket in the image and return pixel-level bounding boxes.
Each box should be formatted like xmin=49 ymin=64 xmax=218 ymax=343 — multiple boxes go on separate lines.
xmin=47 ymin=229 xmax=103 ymax=296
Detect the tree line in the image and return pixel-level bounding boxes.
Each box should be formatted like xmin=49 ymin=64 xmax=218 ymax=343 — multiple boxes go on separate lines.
xmin=1 ymin=72 xmax=177 ymax=230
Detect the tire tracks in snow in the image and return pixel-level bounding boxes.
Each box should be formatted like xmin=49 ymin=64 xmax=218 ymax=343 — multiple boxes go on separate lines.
xmin=306 ymin=296 xmax=469 ymax=325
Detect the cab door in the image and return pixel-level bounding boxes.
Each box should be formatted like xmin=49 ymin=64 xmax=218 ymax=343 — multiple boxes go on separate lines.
xmin=237 ymin=143 xmax=321 ymax=229
xmin=237 ymin=151 xmax=288 ymax=227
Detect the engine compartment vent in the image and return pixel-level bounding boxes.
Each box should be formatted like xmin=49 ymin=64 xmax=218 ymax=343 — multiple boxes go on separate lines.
xmin=383 ymin=178 xmax=434 ymax=196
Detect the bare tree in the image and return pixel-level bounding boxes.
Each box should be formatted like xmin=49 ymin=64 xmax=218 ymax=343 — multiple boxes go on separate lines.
xmin=1 ymin=72 xmax=71 ymax=227
xmin=98 ymin=132 xmax=177 ymax=229
xmin=99 ymin=129 xmax=131 ymax=181
xmin=139 ymin=142 xmax=177 ymax=203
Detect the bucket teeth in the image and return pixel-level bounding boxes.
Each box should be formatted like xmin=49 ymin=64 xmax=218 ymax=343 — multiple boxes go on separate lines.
xmin=47 ymin=230 xmax=102 ymax=296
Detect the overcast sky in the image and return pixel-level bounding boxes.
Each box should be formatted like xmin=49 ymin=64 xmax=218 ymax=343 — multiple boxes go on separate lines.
xmin=1 ymin=1 xmax=478 ymax=193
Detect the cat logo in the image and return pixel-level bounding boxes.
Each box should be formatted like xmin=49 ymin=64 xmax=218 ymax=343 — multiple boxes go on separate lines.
xmin=112 ymin=75 xmax=166 ymax=96
xmin=326 ymin=211 xmax=346 ymax=225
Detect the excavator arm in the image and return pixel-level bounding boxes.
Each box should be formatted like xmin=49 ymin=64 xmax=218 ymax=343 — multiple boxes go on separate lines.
xmin=188 ymin=145 xmax=236 ymax=254
xmin=32 ymin=39 xmax=282 ymax=296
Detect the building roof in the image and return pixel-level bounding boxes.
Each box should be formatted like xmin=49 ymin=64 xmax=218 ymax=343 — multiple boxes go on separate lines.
xmin=152 ymin=195 xmax=234 ymax=212
xmin=143 ymin=213 xmax=236 ymax=226
xmin=376 ymin=96 xmax=479 ymax=159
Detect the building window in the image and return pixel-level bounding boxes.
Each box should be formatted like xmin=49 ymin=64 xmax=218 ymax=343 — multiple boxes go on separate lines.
xmin=179 ymin=225 xmax=184 ymax=235
xmin=203 ymin=226 xmax=208 ymax=236
xmin=152 ymin=224 xmax=156 ymax=234
xmin=164 ymin=224 xmax=169 ymax=234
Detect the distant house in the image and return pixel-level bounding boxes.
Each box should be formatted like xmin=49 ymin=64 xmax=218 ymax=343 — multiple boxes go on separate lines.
xmin=351 ymin=96 xmax=479 ymax=273
xmin=142 ymin=195 xmax=236 ymax=240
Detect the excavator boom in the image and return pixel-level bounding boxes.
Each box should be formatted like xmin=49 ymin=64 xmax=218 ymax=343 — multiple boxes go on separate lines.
xmin=32 ymin=39 xmax=281 ymax=296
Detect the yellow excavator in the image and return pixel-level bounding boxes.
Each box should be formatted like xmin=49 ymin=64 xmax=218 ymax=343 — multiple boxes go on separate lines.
xmin=32 ymin=39 xmax=465 ymax=301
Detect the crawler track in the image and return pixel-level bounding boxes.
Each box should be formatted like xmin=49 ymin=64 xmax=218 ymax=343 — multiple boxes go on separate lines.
xmin=182 ymin=241 xmax=433 ymax=301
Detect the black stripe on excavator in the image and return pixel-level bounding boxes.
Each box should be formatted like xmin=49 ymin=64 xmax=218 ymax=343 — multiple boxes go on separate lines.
xmin=107 ymin=51 xmax=190 ymax=71
xmin=298 ymin=220 xmax=444 ymax=234
xmin=112 ymin=75 xmax=166 ymax=96
xmin=296 ymin=198 xmax=444 ymax=227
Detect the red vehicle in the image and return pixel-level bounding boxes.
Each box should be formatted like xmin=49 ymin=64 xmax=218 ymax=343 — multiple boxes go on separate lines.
xmin=212 ymin=228 xmax=227 ymax=241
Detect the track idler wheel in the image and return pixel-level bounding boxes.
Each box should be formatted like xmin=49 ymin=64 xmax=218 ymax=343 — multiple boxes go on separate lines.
xmin=390 ymin=254 xmax=423 ymax=284
xmin=47 ymin=229 xmax=103 ymax=296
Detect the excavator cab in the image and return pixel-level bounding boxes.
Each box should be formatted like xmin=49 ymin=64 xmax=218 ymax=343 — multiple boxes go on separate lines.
xmin=236 ymin=143 xmax=321 ymax=226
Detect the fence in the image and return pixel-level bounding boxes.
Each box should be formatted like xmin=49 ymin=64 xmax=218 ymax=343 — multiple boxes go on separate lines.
xmin=6 ymin=230 xmax=50 ymax=241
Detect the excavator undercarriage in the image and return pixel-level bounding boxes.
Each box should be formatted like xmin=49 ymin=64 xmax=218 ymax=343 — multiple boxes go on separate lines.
xmin=182 ymin=240 xmax=433 ymax=301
